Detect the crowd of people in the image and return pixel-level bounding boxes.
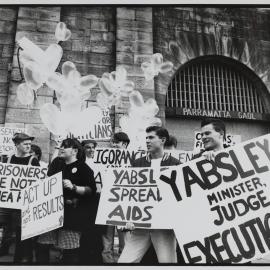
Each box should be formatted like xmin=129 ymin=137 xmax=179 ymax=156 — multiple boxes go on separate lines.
xmin=0 ymin=117 xmax=229 ymax=264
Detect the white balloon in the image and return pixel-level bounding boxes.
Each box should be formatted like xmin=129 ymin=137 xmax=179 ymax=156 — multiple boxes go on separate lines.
xmin=17 ymin=83 xmax=34 ymax=105
xmin=44 ymin=44 xmax=63 ymax=72
xmin=40 ymin=103 xmax=63 ymax=135
xmin=62 ymin=61 xmax=77 ymax=79
xmin=23 ymin=61 xmax=44 ymax=90
xmin=129 ymin=90 xmax=144 ymax=107
xmin=55 ymin=22 xmax=71 ymax=42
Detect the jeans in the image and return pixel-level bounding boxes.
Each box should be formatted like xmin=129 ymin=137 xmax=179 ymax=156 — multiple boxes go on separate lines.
xmin=118 ymin=229 xmax=177 ymax=263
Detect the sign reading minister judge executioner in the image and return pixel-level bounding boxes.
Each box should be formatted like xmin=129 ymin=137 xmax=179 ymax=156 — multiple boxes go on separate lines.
xmin=158 ymin=133 xmax=270 ymax=263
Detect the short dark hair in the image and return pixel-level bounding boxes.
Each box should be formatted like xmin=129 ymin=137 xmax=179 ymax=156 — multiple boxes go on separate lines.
xmin=31 ymin=144 xmax=42 ymax=161
xmin=146 ymin=126 xmax=169 ymax=144
xmin=61 ymin=138 xmax=85 ymax=162
xmin=201 ymin=118 xmax=226 ymax=139
xmin=81 ymin=139 xmax=97 ymax=148
xmin=112 ymin=132 xmax=130 ymax=146
xmin=165 ymin=135 xmax=178 ymax=148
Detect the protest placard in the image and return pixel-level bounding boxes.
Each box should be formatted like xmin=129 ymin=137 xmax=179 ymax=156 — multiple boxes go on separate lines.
xmin=96 ymin=166 xmax=169 ymax=229
xmin=193 ymin=131 xmax=241 ymax=150
xmin=0 ymin=162 xmax=47 ymax=209
xmin=0 ymin=127 xmax=25 ymax=155
xmin=67 ymin=109 xmax=112 ymax=141
xmin=91 ymin=148 xmax=193 ymax=192
xmin=21 ymin=172 xmax=64 ymax=240
xmin=158 ymin=133 xmax=270 ymax=263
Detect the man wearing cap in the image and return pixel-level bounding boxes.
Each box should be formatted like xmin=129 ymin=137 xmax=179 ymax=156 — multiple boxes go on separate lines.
xmin=5 ymin=132 xmax=39 ymax=263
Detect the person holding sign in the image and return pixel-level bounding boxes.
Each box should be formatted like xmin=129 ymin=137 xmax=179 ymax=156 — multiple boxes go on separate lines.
xmin=118 ymin=126 xmax=180 ymax=263
xmin=3 ymin=133 xmax=39 ymax=263
xmin=193 ymin=118 xmax=226 ymax=160
xmin=36 ymin=138 xmax=96 ymax=264
xmin=102 ymin=132 xmax=130 ymax=263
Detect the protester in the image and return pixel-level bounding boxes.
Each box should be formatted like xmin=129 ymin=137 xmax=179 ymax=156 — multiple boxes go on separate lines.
xmin=193 ymin=118 xmax=226 ymax=160
xmin=36 ymin=138 xmax=96 ymax=264
xmin=102 ymin=132 xmax=130 ymax=263
xmin=30 ymin=144 xmax=48 ymax=167
xmin=80 ymin=139 xmax=103 ymax=264
xmin=164 ymin=135 xmax=178 ymax=150
xmin=4 ymin=133 xmax=39 ymax=263
xmin=118 ymin=126 xmax=180 ymax=263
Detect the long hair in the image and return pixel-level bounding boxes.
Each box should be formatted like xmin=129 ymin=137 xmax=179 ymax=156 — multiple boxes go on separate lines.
xmin=60 ymin=138 xmax=85 ymax=162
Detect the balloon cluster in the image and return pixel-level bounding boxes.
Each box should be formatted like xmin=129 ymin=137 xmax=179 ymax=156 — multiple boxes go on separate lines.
xmin=16 ymin=22 xmax=72 ymax=105
xmin=120 ymin=91 xmax=162 ymax=149
xmin=141 ymin=53 xmax=174 ymax=81
xmin=97 ymin=66 xmax=135 ymax=109
xmin=40 ymin=61 xmax=101 ymax=136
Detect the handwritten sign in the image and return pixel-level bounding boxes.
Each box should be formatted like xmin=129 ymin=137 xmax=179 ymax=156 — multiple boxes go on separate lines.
xmin=67 ymin=109 xmax=112 ymax=141
xmin=96 ymin=167 xmax=169 ymax=229
xmin=193 ymin=131 xmax=241 ymax=150
xmin=21 ymin=172 xmax=64 ymax=240
xmin=159 ymin=134 xmax=270 ymax=263
xmin=0 ymin=127 xmax=25 ymax=155
xmin=0 ymin=163 xmax=47 ymax=209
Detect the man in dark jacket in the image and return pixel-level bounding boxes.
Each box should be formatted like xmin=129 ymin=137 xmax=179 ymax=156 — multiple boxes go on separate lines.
xmin=118 ymin=126 xmax=179 ymax=263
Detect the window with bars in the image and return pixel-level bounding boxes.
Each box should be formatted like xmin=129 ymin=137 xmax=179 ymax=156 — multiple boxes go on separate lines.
xmin=166 ymin=59 xmax=265 ymax=114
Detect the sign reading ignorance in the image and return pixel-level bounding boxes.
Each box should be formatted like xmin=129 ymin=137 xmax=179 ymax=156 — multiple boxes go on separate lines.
xmin=0 ymin=163 xmax=47 ymax=209
xmin=194 ymin=131 xmax=241 ymax=150
xmin=96 ymin=167 xmax=169 ymax=229
xmin=67 ymin=109 xmax=112 ymax=141
xmin=158 ymin=134 xmax=270 ymax=263
xmin=0 ymin=127 xmax=25 ymax=155
xmin=21 ymin=172 xmax=64 ymax=240
xmin=91 ymin=148 xmax=193 ymax=191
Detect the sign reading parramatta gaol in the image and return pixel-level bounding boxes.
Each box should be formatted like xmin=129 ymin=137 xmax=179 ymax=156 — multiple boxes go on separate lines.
xmin=166 ymin=108 xmax=270 ymax=122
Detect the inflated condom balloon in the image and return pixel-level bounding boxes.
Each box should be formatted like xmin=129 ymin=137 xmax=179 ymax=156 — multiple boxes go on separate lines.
xmin=55 ymin=22 xmax=71 ymax=42
xmin=129 ymin=90 xmax=144 ymax=107
xmin=40 ymin=103 xmax=63 ymax=135
xmin=17 ymin=83 xmax=35 ymax=105
xmin=144 ymin=98 xmax=159 ymax=117
xmin=23 ymin=61 xmax=44 ymax=90
xmin=62 ymin=61 xmax=77 ymax=78
xmin=44 ymin=44 xmax=63 ymax=72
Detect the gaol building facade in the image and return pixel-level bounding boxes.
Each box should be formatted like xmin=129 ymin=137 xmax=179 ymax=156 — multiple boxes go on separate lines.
xmin=0 ymin=6 xmax=270 ymax=160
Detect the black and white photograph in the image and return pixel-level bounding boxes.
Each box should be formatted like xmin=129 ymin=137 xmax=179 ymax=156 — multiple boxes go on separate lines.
xmin=0 ymin=1 xmax=270 ymax=266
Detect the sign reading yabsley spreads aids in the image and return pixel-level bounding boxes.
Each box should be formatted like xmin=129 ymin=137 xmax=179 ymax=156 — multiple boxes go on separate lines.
xmin=0 ymin=127 xmax=25 ymax=155
xmin=96 ymin=167 xmax=168 ymax=229
xmin=194 ymin=131 xmax=241 ymax=150
xmin=158 ymin=134 xmax=270 ymax=263
xmin=0 ymin=163 xmax=47 ymax=209
xmin=21 ymin=172 xmax=64 ymax=240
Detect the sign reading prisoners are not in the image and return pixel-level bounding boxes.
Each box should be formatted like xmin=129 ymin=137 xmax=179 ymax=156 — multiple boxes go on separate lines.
xmin=0 ymin=127 xmax=25 ymax=155
xmin=96 ymin=166 xmax=170 ymax=229
xmin=21 ymin=172 xmax=64 ymax=240
xmin=91 ymin=148 xmax=194 ymax=191
xmin=67 ymin=109 xmax=112 ymax=141
xmin=0 ymin=162 xmax=47 ymax=209
xmin=194 ymin=131 xmax=241 ymax=150
xmin=158 ymin=133 xmax=270 ymax=263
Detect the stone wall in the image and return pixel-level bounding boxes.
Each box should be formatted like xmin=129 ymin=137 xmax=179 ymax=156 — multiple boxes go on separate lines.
xmin=0 ymin=7 xmax=18 ymax=124
xmin=5 ymin=7 xmax=61 ymax=162
xmin=115 ymin=7 xmax=154 ymax=130
xmin=153 ymin=7 xmax=270 ymax=123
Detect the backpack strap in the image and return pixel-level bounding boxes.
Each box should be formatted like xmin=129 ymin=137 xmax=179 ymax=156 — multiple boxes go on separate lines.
xmin=28 ymin=155 xmax=35 ymax=165
xmin=6 ymin=155 xmax=12 ymax=164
